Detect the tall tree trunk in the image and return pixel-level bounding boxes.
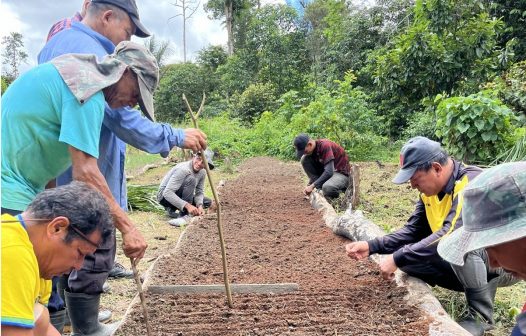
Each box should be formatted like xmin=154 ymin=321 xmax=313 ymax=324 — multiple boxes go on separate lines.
xmin=183 ymin=2 xmax=187 ymax=62
xmin=225 ymin=0 xmax=234 ymax=55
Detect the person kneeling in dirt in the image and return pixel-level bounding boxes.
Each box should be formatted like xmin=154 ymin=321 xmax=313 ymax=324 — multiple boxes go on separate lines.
xmin=293 ymin=133 xmax=350 ymax=199
xmin=437 ymin=162 xmax=526 ymax=336
xmin=1 ymin=182 xmax=112 ymax=336
xmin=345 ymin=136 xmax=517 ymax=336
xmin=157 ymin=149 xmax=215 ymax=227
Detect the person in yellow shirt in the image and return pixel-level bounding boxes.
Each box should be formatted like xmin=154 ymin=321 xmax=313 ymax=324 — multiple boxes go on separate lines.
xmin=1 ymin=181 xmax=113 ymax=336
xmin=345 ymin=136 xmax=516 ymax=336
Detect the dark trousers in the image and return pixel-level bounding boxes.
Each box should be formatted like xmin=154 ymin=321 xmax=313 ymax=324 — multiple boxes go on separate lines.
xmin=159 ymin=196 xmax=212 ymax=215
xmin=300 ymin=155 xmax=349 ymax=198
xmin=399 ymin=257 xmax=465 ymax=292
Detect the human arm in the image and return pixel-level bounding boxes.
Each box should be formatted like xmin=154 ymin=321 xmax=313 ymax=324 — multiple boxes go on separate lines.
xmin=390 ymin=192 xmax=465 ymax=268
xmin=102 ymin=106 xmax=207 ymax=155
xmin=162 ymin=168 xmax=191 ymax=211
xmin=68 ymin=146 xmax=147 ymax=260
xmin=33 ymin=304 xmax=59 ymax=336
xmin=304 ymin=161 xmax=335 ymax=195
xmin=1 ymin=326 xmax=33 ymax=336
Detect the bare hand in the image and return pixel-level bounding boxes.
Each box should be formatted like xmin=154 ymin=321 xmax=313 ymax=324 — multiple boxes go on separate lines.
xmin=345 ymin=241 xmax=370 ymax=260
xmin=184 ymin=203 xmax=200 ymax=216
xmin=379 ymin=254 xmax=397 ymax=281
xmin=121 ymin=228 xmax=147 ymax=260
xmin=303 ymin=184 xmax=315 ymax=196
xmin=182 ymin=128 xmax=207 ymax=152
xmin=197 ymin=206 xmax=204 ymax=216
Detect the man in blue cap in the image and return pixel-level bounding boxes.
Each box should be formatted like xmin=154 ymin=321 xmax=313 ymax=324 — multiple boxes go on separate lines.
xmin=438 ymin=162 xmax=526 ymax=336
xmin=345 ymin=136 xmax=514 ymax=335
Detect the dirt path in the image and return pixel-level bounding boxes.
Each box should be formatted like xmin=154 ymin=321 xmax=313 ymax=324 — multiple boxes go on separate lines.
xmin=116 ymin=157 xmax=429 ymax=335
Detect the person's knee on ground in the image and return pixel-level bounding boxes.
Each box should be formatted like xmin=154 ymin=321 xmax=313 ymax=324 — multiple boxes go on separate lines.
xmin=321 ymin=183 xmax=340 ymax=199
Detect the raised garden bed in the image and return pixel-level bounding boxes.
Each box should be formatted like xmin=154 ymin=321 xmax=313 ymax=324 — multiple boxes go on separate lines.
xmin=115 ymin=157 xmax=439 ymax=335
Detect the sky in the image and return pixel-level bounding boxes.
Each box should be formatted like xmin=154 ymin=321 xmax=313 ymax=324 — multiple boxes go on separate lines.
xmin=0 ymin=0 xmax=284 ymax=74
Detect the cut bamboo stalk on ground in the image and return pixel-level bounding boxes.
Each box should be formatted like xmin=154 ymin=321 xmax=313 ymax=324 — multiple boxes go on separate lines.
xmin=183 ymin=93 xmax=233 ymax=308
xmin=147 ymin=283 xmax=300 ymax=295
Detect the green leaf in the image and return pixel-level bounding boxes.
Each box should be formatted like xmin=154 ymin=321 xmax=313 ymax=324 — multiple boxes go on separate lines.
xmin=474 ymin=119 xmax=486 ymax=131
xmin=457 ymin=123 xmax=470 ymax=133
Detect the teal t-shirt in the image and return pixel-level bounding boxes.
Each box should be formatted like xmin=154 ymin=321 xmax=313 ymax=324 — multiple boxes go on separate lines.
xmin=1 ymin=63 xmax=105 ymax=211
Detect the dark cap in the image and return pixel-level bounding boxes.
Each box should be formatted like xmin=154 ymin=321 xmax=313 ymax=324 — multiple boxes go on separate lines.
xmin=392 ymin=136 xmax=443 ymax=184
xmin=293 ymin=133 xmax=310 ymax=160
xmin=92 ymin=0 xmax=151 ymax=37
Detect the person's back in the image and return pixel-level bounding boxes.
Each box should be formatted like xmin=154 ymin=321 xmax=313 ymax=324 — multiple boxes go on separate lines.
xmin=1 ymin=63 xmax=104 ymax=211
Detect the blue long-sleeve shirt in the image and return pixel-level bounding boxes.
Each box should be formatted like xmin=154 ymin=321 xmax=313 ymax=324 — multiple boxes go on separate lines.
xmin=38 ymin=22 xmax=184 ymax=209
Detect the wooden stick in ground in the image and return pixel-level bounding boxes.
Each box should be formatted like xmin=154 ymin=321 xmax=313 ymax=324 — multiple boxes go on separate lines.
xmin=183 ymin=93 xmax=233 ymax=308
xmin=130 ymin=257 xmax=152 ymax=336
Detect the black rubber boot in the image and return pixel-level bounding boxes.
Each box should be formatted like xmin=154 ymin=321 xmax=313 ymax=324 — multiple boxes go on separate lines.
xmin=458 ymin=281 xmax=498 ymax=336
xmin=65 ymin=291 xmax=119 ymax=336
xmin=49 ymin=309 xmax=66 ymax=334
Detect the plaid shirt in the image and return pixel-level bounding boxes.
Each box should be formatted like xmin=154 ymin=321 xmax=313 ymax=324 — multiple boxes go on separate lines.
xmin=46 ymin=12 xmax=83 ymax=42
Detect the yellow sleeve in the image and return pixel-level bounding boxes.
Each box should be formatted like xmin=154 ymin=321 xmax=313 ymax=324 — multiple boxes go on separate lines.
xmin=38 ymin=279 xmax=53 ymax=306
xmin=1 ymin=244 xmax=38 ymax=329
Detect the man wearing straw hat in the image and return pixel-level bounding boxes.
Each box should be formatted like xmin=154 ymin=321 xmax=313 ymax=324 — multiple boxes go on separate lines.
xmin=438 ymin=162 xmax=526 ymax=336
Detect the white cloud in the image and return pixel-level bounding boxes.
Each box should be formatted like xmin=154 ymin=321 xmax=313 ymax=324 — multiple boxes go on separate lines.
xmin=1 ymin=0 xmax=286 ymax=74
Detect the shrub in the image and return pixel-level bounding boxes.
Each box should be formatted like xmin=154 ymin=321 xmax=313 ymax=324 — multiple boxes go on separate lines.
xmin=436 ymin=93 xmax=519 ymax=164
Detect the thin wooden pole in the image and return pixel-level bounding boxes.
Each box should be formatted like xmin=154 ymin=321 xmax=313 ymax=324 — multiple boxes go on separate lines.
xmin=130 ymin=258 xmax=152 ymax=336
xmin=183 ymin=93 xmax=233 ymax=308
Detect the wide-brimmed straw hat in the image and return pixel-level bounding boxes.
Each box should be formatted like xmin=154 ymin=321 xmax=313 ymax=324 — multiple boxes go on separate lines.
xmin=437 ymin=161 xmax=526 ymax=266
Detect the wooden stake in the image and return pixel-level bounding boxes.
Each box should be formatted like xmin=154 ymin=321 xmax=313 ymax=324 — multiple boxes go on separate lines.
xmin=130 ymin=258 xmax=152 ymax=336
xmin=183 ymin=93 xmax=233 ymax=308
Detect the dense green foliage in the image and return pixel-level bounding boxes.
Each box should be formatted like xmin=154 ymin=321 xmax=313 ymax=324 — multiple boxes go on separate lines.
xmin=153 ymin=0 xmax=525 ymax=165
xmin=435 ymin=93 xmax=518 ymax=163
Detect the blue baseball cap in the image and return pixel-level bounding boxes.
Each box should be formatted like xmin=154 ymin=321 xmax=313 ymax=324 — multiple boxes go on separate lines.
xmin=393 ymin=136 xmax=443 ymax=184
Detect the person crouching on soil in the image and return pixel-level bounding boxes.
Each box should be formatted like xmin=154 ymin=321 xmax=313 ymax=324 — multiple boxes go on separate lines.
xmin=437 ymin=162 xmax=526 ymax=336
xmin=157 ymin=149 xmax=215 ymax=227
xmin=1 ymin=182 xmax=113 ymax=336
xmin=345 ymin=136 xmax=518 ymax=336
xmin=293 ymin=133 xmax=351 ymax=200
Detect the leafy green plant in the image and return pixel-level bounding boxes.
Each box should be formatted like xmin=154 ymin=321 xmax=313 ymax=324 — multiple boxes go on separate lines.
xmin=127 ymin=184 xmax=164 ymax=214
xmin=436 ymin=93 xmax=518 ymax=164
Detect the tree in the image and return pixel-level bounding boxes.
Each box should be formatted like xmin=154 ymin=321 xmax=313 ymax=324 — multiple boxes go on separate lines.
xmin=154 ymin=63 xmax=214 ymax=122
xmin=170 ymin=0 xmax=200 ymax=62
xmin=368 ymin=0 xmax=505 ymax=136
xmin=1 ymin=32 xmax=28 ymax=80
xmin=204 ymin=0 xmax=255 ymax=55
xmin=196 ymin=45 xmax=228 ymax=71
xmin=143 ymin=35 xmax=174 ymax=69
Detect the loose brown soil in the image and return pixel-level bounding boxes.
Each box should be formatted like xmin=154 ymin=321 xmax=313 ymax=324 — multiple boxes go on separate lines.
xmin=116 ymin=157 xmax=430 ymax=335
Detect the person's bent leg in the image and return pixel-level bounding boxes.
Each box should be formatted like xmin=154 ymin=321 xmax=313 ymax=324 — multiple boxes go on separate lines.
xmin=452 ymin=249 xmax=519 ymax=336
xmin=399 ymin=258 xmax=464 ymax=291
xmin=66 ymin=232 xmax=118 ymax=336
xmin=321 ymin=172 xmax=349 ymax=199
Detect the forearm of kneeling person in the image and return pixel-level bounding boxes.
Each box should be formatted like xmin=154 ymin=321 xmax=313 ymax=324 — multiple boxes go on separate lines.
xmin=312 ymin=161 xmax=334 ymax=189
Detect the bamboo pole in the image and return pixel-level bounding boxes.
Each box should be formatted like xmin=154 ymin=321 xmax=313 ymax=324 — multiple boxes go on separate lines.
xmin=182 ymin=93 xmax=233 ymax=308
xmin=130 ymin=258 xmax=152 ymax=336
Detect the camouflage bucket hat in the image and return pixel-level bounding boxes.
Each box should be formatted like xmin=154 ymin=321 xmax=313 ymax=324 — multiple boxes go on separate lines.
xmin=113 ymin=41 xmax=159 ymax=121
xmin=437 ymin=162 xmax=526 ymax=266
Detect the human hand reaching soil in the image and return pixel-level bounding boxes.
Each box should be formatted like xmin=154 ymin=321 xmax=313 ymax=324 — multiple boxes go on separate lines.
xmin=379 ymin=255 xmax=397 ymax=281
xmin=345 ymin=241 xmax=370 ymax=260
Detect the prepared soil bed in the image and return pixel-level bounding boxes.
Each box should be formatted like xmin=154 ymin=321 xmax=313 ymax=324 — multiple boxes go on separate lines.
xmin=117 ymin=157 xmax=430 ymax=335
